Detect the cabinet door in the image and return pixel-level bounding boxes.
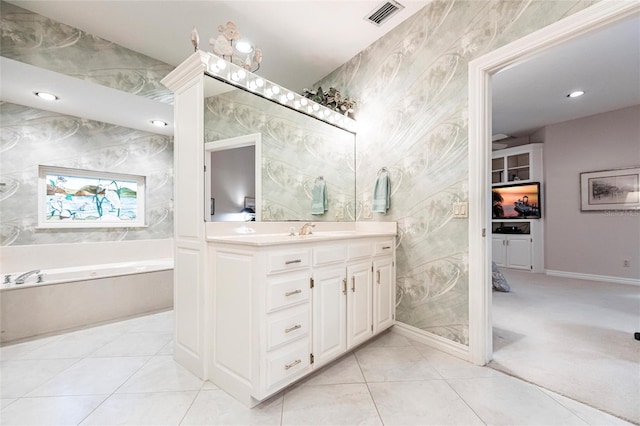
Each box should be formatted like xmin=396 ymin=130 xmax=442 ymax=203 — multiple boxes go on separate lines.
xmin=346 ymin=261 xmax=373 ymax=349
xmin=373 ymin=256 xmax=394 ymax=333
xmin=491 ymin=236 xmax=507 ymax=267
xmin=312 ymin=266 xmax=347 ymax=367
xmin=507 ymin=236 xmax=531 ymax=270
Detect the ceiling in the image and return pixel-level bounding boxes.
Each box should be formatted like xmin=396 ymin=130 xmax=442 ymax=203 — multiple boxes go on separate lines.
xmin=7 ymin=0 xmax=429 ymax=93
xmin=2 ymin=1 xmax=639 ymax=139
xmin=492 ymin=13 xmax=640 ymax=139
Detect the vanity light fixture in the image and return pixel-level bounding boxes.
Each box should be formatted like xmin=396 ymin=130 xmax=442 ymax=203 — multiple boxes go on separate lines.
xmin=203 ymin=51 xmax=356 ymax=132
xmin=235 ymin=40 xmax=253 ymax=54
xmin=151 ymin=119 xmax=168 ymax=127
xmin=567 ymin=90 xmax=585 ymax=98
xmin=34 ymin=91 xmax=58 ymax=101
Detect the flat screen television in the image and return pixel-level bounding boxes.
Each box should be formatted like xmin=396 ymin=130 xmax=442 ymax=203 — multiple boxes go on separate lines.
xmin=492 ymin=182 xmax=541 ymax=219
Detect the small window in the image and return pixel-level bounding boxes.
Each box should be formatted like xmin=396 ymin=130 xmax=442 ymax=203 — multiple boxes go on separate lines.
xmin=38 ymin=166 xmax=146 ymax=228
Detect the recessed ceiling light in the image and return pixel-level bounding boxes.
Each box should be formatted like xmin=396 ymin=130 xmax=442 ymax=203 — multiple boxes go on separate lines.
xmin=567 ymin=90 xmax=585 ymax=98
xmin=151 ymin=120 xmax=168 ymax=127
xmin=235 ymin=40 xmax=253 ymax=54
xmin=34 ymin=91 xmax=58 ymax=101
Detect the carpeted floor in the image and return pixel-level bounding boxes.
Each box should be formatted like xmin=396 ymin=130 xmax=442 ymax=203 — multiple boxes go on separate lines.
xmin=490 ymin=269 xmax=640 ymax=424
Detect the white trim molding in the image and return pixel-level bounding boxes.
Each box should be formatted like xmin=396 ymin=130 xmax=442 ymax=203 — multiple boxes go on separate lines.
xmin=546 ymin=270 xmax=640 ymax=287
xmin=391 ymin=323 xmax=470 ymax=362
xmin=468 ymin=1 xmax=640 ymax=366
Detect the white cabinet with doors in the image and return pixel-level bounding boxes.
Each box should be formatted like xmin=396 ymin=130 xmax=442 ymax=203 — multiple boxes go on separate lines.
xmin=208 ymin=234 xmax=395 ymax=406
xmin=492 ymin=143 xmax=544 ymax=272
xmin=373 ymin=253 xmax=395 ymax=332
xmin=492 ymin=143 xmax=543 ymax=184
xmin=492 ymin=233 xmax=532 ymax=270
xmin=491 ymin=220 xmax=543 ymax=272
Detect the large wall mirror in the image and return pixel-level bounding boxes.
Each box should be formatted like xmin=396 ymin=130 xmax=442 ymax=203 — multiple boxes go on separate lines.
xmin=202 ymin=74 xmax=356 ymax=222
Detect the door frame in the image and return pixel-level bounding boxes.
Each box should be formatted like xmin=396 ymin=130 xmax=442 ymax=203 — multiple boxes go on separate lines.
xmin=467 ymin=1 xmax=640 ymax=365
xmin=205 ymin=133 xmax=262 ymax=221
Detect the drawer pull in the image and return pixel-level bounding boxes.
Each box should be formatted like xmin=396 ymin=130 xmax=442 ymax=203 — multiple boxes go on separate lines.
xmin=285 ymin=289 xmax=302 ymax=297
xmin=284 ymin=359 xmax=302 ymax=370
xmin=351 ymin=276 xmax=356 ymax=292
xmin=377 ymin=270 xmax=381 ymax=284
xmin=285 ymin=324 xmax=302 ymax=333
xmin=285 ymin=259 xmax=302 ymax=265
xmin=382 ymin=246 xmax=391 ymax=250
xmin=342 ymin=278 xmax=347 ymax=295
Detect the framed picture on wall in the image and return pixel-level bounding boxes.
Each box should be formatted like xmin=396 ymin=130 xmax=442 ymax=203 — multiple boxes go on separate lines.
xmin=580 ymin=167 xmax=640 ymax=211
xmin=38 ymin=165 xmax=146 ymax=228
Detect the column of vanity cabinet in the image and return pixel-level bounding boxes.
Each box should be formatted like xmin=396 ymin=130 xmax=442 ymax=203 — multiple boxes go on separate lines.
xmin=208 ymin=236 xmax=395 ymax=406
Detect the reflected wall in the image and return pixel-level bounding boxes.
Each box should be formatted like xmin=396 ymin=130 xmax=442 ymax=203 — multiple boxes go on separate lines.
xmin=204 ymin=81 xmax=356 ymax=222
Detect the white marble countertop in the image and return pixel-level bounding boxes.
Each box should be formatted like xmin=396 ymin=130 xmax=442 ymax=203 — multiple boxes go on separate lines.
xmin=206 ymin=222 xmax=397 ymax=247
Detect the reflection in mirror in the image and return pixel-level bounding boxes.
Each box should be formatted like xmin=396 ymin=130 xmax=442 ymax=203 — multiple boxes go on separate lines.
xmin=203 ymin=75 xmax=356 ymax=222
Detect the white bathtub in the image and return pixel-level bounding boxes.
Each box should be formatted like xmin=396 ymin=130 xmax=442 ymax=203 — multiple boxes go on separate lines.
xmin=0 ymin=240 xmax=174 ymax=343
xmin=2 ymin=259 xmax=173 ymax=289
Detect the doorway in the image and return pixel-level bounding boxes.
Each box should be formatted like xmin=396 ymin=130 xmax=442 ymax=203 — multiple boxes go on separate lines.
xmin=204 ymin=133 xmax=262 ymax=222
xmin=468 ymin=0 xmax=639 ymax=364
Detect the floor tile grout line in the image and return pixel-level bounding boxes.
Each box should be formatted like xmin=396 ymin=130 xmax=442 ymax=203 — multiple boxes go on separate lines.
xmin=15 ymin=356 xmax=86 ymax=400
xmin=531 ymin=386 xmax=592 ymax=426
xmin=75 ymin=354 xmax=156 ymax=425
xmin=177 ymin=387 xmax=202 ymax=425
xmin=440 ymin=377 xmax=489 ymax=426
xmin=354 ymin=349 xmax=386 ymax=425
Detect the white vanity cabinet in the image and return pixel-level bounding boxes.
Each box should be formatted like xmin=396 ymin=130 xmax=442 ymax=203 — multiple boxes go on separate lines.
xmin=208 ymin=235 xmax=395 ymax=406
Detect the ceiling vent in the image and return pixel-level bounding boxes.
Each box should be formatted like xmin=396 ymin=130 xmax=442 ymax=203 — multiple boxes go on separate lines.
xmin=365 ymin=0 xmax=405 ymax=26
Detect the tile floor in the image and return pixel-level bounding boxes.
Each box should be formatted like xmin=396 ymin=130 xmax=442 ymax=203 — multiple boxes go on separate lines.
xmin=0 ymin=310 xmax=632 ymax=425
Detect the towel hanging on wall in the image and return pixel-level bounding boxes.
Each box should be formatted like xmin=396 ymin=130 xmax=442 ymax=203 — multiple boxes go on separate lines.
xmin=311 ymin=177 xmax=328 ymax=215
xmin=372 ymin=168 xmax=390 ymax=214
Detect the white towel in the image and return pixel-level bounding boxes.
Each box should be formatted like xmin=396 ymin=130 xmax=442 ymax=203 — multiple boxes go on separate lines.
xmin=311 ymin=179 xmax=328 ymax=215
xmin=372 ymin=172 xmax=390 ymax=214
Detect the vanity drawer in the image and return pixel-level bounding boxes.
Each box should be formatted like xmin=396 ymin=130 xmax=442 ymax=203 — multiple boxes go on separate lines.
xmin=313 ymin=244 xmax=346 ymax=266
xmin=266 ymin=340 xmax=311 ymax=390
xmin=268 ymin=249 xmax=311 ymax=274
xmin=267 ymin=307 xmax=309 ymax=351
xmin=266 ymin=272 xmax=310 ymax=313
xmin=373 ymin=240 xmax=394 ymax=256
xmin=348 ymin=241 xmax=373 ymax=260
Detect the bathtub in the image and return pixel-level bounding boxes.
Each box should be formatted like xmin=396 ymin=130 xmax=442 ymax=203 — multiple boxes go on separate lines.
xmin=2 ymin=259 xmax=173 ymax=289
xmin=0 ymin=240 xmax=174 ymax=343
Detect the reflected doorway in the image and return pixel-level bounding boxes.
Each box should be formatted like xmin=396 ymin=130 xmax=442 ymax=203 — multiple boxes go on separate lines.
xmin=204 ymin=133 xmax=262 ymax=222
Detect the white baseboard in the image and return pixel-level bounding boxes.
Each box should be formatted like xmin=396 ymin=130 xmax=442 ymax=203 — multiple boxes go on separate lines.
xmin=545 ymin=270 xmax=640 ymax=286
xmin=391 ymin=322 xmax=471 ymax=363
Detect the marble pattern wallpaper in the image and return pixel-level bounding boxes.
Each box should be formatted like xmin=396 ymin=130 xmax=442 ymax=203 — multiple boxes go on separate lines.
xmin=0 ymin=1 xmax=174 ymax=103
xmin=0 ymin=1 xmax=174 ymax=246
xmin=316 ymin=0 xmax=597 ymax=344
xmin=0 ymin=102 xmax=174 ymax=246
xmin=204 ymin=87 xmax=355 ymax=222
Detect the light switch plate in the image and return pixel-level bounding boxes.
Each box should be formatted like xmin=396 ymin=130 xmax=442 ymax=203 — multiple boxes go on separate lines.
xmin=453 ymin=202 xmax=468 ymax=218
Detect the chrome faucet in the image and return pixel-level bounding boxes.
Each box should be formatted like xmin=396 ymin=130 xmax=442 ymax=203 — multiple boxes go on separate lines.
xmin=14 ymin=269 xmax=41 ymax=285
xmin=299 ymin=222 xmax=315 ymax=236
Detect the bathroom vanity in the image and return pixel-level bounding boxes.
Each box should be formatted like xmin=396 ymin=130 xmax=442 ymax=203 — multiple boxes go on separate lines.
xmin=207 ymin=223 xmax=396 ymax=406
xmin=162 ymin=51 xmax=395 ymax=407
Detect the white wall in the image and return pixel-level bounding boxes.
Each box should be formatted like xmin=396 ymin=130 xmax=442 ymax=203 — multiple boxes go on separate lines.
xmin=210 ymin=146 xmax=255 ymax=222
xmin=545 ymin=105 xmax=640 ymax=280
